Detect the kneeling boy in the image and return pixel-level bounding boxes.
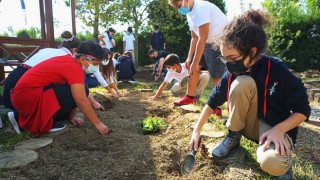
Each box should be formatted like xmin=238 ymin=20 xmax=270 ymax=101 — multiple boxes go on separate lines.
xmin=149 ymin=54 xmax=209 ymax=100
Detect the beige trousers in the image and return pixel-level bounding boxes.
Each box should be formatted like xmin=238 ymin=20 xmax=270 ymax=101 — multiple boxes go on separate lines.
xmin=171 ymin=71 xmax=209 ymax=97
xmin=227 ymin=75 xmax=293 ymax=176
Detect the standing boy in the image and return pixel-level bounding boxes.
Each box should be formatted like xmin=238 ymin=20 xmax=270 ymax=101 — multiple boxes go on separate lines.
xmin=123 ymin=27 xmax=135 ymax=63
xmin=169 ymin=0 xmax=229 ymax=106
xmin=149 ymin=24 xmax=166 ymax=51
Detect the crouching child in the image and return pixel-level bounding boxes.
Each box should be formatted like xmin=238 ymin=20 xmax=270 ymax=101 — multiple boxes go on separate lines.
xmin=149 ymin=53 xmax=209 ymax=100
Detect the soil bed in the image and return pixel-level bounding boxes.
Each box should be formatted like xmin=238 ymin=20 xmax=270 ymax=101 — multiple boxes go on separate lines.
xmin=2 ymin=69 xmax=320 ymax=179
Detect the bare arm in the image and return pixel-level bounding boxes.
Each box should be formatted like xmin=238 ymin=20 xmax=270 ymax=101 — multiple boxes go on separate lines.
xmin=192 ymin=23 xmax=209 ymax=65
xmin=186 ymin=30 xmax=198 ymax=67
xmin=189 ymin=23 xmax=209 ymax=75
xmin=157 ymin=57 xmax=165 ymax=75
xmin=105 ymin=86 xmax=118 ymax=97
xmin=189 ymin=105 xmax=214 ymax=150
xmin=109 ymin=82 xmax=124 ymax=97
xmin=98 ymin=35 xmax=105 ymax=46
xmin=150 ymin=82 xmax=169 ymax=99
xmin=87 ymin=95 xmax=104 ymax=110
xmin=71 ymin=84 xmax=108 ymax=134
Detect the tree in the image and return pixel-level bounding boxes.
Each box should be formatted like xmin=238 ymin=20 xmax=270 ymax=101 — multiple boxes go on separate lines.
xmin=147 ymin=0 xmax=190 ymax=60
xmin=106 ymin=0 xmax=153 ymax=66
xmin=263 ymin=0 xmax=320 ymax=71
xmin=75 ymin=0 xmax=115 ymax=41
xmin=147 ymin=0 xmax=226 ymax=61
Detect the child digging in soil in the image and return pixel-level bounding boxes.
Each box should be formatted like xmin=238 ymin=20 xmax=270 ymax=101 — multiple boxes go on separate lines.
xmin=149 ymin=53 xmax=209 ymax=100
xmin=189 ymin=10 xmax=311 ymax=179
xmin=100 ymin=48 xmax=124 ymax=97
xmin=11 ymin=41 xmax=110 ymax=136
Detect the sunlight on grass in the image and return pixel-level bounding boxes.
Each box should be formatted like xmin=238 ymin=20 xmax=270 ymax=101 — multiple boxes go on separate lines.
xmin=117 ymin=81 xmax=160 ymax=91
xmin=293 ymin=157 xmax=318 ymax=179
xmin=0 ymin=131 xmax=29 ymax=153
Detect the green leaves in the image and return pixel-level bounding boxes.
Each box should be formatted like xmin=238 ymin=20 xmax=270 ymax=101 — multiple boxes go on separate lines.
xmin=263 ymin=0 xmax=320 ymax=71
xmin=141 ymin=117 xmax=168 ymax=134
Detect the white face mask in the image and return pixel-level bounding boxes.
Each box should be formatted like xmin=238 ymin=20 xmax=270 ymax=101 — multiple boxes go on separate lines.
xmin=168 ymin=67 xmax=176 ymax=73
xmin=85 ymin=64 xmax=99 ymax=74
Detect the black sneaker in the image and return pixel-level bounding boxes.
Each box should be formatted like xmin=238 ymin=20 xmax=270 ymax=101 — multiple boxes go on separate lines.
xmin=8 ymin=112 xmax=21 ymax=134
xmin=49 ymin=121 xmax=66 ymax=132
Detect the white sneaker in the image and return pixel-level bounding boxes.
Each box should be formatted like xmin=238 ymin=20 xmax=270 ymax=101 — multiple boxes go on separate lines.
xmin=128 ymin=80 xmax=137 ymax=84
xmin=8 ymin=112 xmax=21 ymax=134
xmin=49 ymin=122 xmax=66 ymax=132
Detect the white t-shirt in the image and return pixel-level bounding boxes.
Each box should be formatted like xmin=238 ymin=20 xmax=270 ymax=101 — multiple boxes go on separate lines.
xmin=24 ymin=47 xmax=71 ymax=67
xmin=112 ymin=58 xmax=117 ymax=68
xmin=86 ymin=68 xmax=109 ymax=87
xmin=122 ymin=33 xmax=135 ymax=50
xmin=187 ymin=0 xmax=229 ymax=43
xmin=164 ymin=63 xmax=189 ymax=83
xmin=101 ymin=32 xmax=114 ymax=49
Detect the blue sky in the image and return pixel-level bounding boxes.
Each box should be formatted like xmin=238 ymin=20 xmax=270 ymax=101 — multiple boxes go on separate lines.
xmin=0 ymin=0 xmax=263 ymax=37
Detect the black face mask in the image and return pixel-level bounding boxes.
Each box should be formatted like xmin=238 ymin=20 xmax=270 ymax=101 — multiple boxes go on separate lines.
xmin=226 ymin=56 xmax=251 ymax=76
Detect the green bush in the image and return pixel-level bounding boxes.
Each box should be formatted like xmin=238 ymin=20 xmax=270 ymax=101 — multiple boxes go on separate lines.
xmin=264 ymin=0 xmax=320 ymax=71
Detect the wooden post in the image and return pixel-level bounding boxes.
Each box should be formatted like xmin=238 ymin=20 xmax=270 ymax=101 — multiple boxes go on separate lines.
xmin=71 ymin=0 xmax=76 ymax=35
xmin=44 ymin=0 xmax=55 ymax=47
xmin=39 ymin=0 xmax=46 ymax=39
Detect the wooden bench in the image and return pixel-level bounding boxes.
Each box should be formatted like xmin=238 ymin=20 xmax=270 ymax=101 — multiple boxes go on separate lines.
xmin=0 ymin=58 xmax=22 ymax=85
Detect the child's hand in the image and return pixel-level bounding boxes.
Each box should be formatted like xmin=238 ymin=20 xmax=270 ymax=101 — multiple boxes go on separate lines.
xmin=117 ymin=91 xmax=124 ymax=97
xmin=70 ymin=117 xmax=84 ymax=126
xmin=111 ymin=92 xmax=119 ymax=98
xmin=149 ymin=95 xmax=157 ymax=100
xmin=95 ymin=122 xmax=109 ymax=135
xmin=154 ymin=74 xmax=159 ymax=81
xmin=92 ymin=101 xmax=105 ymax=111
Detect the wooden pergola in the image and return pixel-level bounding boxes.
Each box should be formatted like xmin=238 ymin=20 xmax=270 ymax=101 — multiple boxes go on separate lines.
xmin=0 ymin=0 xmax=76 ymax=82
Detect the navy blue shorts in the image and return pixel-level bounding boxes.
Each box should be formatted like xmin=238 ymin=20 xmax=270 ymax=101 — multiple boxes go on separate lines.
xmin=199 ymin=43 xmax=226 ymax=78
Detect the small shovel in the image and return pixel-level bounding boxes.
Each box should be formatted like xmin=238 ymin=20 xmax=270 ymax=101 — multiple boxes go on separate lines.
xmin=181 ymin=136 xmax=203 ymax=175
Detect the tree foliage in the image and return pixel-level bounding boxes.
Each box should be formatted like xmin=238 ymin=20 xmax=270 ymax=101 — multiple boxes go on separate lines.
xmin=16 ymin=27 xmax=41 ymax=39
xmin=73 ymin=0 xmax=227 ymax=66
xmin=75 ymin=0 xmax=116 ymax=40
xmin=144 ymin=0 xmax=226 ymax=65
xmin=263 ymin=0 xmax=320 ymax=71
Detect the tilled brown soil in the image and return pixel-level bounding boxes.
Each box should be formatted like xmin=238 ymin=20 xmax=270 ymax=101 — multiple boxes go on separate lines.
xmin=2 ymin=70 xmax=320 ymax=179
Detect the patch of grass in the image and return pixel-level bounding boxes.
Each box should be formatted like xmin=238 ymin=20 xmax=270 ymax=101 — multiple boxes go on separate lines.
xmin=117 ymin=81 xmax=160 ymax=91
xmin=0 ymin=108 xmax=33 ymax=154
xmin=89 ymin=86 xmax=107 ymax=94
xmin=0 ymin=129 xmax=30 ymax=153
xmin=293 ymin=157 xmax=319 ymax=179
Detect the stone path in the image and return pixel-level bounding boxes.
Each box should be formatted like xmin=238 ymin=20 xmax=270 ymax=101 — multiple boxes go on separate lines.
xmin=0 ymin=137 xmax=53 ymax=169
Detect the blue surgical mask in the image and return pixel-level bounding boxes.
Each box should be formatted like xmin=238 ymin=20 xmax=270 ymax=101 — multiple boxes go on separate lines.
xmin=154 ymin=30 xmax=159 ymax=33
xmin=178 ymin=0 xmax=190 ymax=15
xmin=85 ymin=64 xmax=99 ymax=74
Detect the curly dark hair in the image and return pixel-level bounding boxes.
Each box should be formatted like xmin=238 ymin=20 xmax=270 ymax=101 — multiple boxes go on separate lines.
xmin=218 ymin=10 xmax=272 ymax=57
